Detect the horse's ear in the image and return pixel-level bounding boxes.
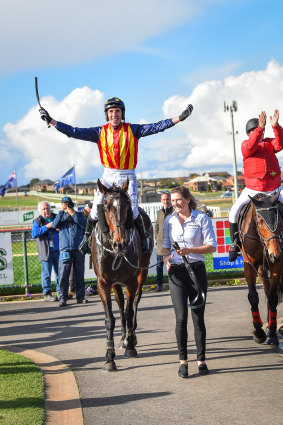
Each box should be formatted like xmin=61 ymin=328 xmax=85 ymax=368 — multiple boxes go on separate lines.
xmin=97 ymin=179 xmax=108 ymax=195
xmin=120 ymin=177 xmax=129 ymax=192
xmin=271 ymin=191 xmax=280 ymax=204
xmin=249 ymin=195 xmax=263 ymax=207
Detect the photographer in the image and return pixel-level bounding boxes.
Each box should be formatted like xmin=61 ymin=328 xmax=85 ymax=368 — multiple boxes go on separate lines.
xmin=52 ymin=196 xmax=87 ymax=307
xmin=32 ymin=201 xmax=59 ymax=301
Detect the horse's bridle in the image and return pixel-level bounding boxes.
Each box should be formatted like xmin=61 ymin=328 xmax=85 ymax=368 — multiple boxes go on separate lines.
xmin=103 ymin=193 xmax=131 ymax=243
xmin=240 ymin=203 xmax=283 ymax=280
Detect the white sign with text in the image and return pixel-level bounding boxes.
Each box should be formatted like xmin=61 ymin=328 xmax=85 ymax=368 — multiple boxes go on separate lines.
xmin=0 ymin=232 xmax=14 ymax=285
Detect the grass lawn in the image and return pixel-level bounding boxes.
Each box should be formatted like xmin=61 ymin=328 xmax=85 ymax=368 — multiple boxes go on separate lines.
xmin=0 ymin=349 xmax=44 ymax=425
xmin=0 ymin=194 xmax=87 ymax=210
xmin=0 ymin=193 xmax=233 ymax=211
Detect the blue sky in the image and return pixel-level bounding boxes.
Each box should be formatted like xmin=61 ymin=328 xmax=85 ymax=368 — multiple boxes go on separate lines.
xmin=1 ymin=0 xmax=283 ymax=186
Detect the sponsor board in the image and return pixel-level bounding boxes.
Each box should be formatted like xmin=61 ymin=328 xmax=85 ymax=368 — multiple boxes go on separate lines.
xmin=0 ymin=233 xmax=14 ymax=284
xmin=212 ymin=217 xmax=243 ymax=269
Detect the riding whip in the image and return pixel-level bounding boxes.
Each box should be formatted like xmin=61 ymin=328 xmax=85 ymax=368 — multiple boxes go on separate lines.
xmin=172 ymin=241 xmax=205 ymax=309
xmin=34 ymin=77 xmax=50 ymax=128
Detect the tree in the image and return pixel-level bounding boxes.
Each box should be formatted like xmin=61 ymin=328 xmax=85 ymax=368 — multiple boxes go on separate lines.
xmin=29 ymin=178 xmax=40 ymax=188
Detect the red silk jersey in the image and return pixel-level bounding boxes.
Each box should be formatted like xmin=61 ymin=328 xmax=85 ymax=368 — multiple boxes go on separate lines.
xmin=242 ymin=125 xmax=283 ymax=191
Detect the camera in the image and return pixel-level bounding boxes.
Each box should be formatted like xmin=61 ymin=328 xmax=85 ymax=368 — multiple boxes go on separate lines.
xmin=67 ymin=201 xmax=74 ymax=209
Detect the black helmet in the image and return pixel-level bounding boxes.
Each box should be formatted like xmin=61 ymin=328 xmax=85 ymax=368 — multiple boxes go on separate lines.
xmin=104 ymin=97 xmax=125 ymax=121
xmin=246 ymin=118 xmax=259 ymax=135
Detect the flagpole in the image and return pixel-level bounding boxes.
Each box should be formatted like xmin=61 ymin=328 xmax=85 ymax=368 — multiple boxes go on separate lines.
xmin=15 ymin=168 xmax=19 ymax=224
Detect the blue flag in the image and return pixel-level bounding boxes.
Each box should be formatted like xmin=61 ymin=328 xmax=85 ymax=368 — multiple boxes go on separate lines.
xmin=54 ymin=167 xmax=76 ymax=192
xmin=0 ymin=170 xmax=16 ymax=197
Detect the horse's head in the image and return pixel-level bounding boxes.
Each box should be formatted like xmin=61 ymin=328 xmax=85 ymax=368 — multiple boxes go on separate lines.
xmin=98 ymin=178 xmax=132 ymax=253
xmin=249 ymin=192 xmax=282 ymax=263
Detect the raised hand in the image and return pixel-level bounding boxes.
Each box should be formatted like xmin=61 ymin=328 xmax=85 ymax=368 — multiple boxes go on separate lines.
xmin=270 ymin=109 xmax=279 ymax=127
xmin=39 ymin=107 xmax=52 ymax=124
xmin=179 ymin=104 xmax=193 ymax=121
xmin=258 ymin=111 xmax=266 ymax=129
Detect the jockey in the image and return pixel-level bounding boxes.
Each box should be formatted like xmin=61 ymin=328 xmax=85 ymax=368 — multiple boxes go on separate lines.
xmin=39 ymin=97 xmax=193 ymax=253
xmin=228 ymin=109 xmax=283 ymax=262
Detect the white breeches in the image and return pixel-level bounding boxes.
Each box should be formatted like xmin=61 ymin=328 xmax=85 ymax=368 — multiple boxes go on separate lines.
xmin=90 ymin=168 xmax=139 ymax=220
xmin=228 ymin=186 xmax=283 ymax=223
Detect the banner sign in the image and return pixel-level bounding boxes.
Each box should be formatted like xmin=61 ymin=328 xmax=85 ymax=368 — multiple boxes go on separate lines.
xmin=23 ymin=211 xmax=34 ymax=222
xmin=212 ymin=217 xmax=244 ymax=269
xmin=0 ymin=233 xmax=14 ymax=285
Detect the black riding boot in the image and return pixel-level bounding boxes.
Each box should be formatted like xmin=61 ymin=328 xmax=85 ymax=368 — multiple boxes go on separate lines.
xmin=79 ymin=216 xmax=97 ymax=255
xmin=134 ymin=215 xmax=149 ymax=253
xmin=228 ymin=222 xmax=240 ymax=262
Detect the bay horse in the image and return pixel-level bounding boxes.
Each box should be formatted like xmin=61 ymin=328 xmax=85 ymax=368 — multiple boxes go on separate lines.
xmin=239 ymin=192 xmax=283 ymax=345
xmin=91 ymin=178 xmax=153 ymax=371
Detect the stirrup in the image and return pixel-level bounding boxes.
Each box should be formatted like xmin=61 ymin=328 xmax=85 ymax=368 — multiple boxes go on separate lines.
xmin=228 ymin=244 xmax=239 ymax=262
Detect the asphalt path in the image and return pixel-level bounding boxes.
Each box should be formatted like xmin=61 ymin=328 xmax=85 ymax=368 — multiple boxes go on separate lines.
xmin=0 ymin=285 xmax=283 ymax=425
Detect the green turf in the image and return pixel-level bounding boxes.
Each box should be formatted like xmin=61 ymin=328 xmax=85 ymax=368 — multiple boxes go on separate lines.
xmin=0 ymin=194 xmax=87 ymax=209
xmin=0 ymin=349 xmax=44 ymax=425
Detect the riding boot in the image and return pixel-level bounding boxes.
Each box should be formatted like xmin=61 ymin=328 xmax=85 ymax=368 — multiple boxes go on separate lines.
xmin=134 ymin=214 xmax=149 ymax=253
xmin=79 ymin=216 xmax=97 ymax=255
xmin=228 ymin=222 xmax=240 ymax=262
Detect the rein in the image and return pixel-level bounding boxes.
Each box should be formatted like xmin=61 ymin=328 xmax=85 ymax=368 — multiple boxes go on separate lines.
xmin=95 ymin=228 xmax=166 ymax=271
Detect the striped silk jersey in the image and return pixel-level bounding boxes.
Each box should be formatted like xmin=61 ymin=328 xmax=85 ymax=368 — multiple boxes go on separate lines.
xmin=98 ymin=123 xmax=138 ymax=169
xmin=56 ymin=119 xmax=175 ymax=170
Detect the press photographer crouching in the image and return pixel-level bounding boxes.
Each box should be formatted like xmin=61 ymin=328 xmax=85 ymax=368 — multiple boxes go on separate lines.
xmin=52 ymin=196 xmax=87 ymax=307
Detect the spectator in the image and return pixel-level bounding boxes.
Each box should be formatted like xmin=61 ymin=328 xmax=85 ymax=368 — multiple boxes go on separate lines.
xmin=69 ymin=201 xmax=93 ymax=294
xmin=200 ymin=204 xmax=213 ymax=217
xmin=81 ymin=201 xmax=93 ymax=219
xmin=32 ymin=201 xmax=59 ymax=301
xmin=155 ymin=191 xmax=173 ymax=292
xmin=52 ymin=196 xmax=87 ymax=307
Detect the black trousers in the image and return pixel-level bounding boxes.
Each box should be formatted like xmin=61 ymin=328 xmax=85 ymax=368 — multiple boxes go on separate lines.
xmin=168 ymin=262 xmax=208 ymax=361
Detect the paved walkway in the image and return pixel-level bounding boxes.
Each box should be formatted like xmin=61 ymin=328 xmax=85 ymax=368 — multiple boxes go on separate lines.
xmin=1 ymin=285 xmax=283 ymax=425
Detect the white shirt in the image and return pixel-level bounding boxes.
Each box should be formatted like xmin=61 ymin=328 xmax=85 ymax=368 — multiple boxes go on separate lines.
xmin=162 ymin=210 xmax=217 ymax=264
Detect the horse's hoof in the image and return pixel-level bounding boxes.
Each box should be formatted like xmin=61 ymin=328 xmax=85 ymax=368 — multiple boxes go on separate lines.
xmin=103 ymin=362 xmax=117 ymax=372
xmin=124 ymin=348 xmax=138 ymax=358
xmin=253 ymin=328 xmax=266 ymax=344
xmin=118 ymin=340 xmax=126 ymax=349
xmin=266 ymin=336 xmax=279 ymax=346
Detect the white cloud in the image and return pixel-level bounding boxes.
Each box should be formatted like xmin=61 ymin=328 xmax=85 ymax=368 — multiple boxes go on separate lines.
xmin=3 ymin=87 xmax=106 ymax=181
xmin=162 ymin=59 xmax=283 ymax=174
xmin=3 ymin=60 xmax=283 ymax=182
xmin=1 ymin=0 xmax=195 ymax=76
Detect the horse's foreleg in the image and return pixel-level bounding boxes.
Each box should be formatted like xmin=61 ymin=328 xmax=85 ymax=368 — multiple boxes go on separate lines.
xmin=133 ymin=268 xmax=147 ymax=331
xmin=266 ymin=279 xmax=279 ymax=346
xmin=246 ymin=267 xmax=266 ymax=344
xmin=113 ymin=284 xmax=126 ymax=349
xmin=124 ymin=288 xmax=138 ymax=358
xmin=98 ymin=283 xmax=117 ymax=371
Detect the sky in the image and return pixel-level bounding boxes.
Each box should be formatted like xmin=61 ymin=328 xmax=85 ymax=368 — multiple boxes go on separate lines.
xmin=1 ymin=0 xmax=283 ymax=186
